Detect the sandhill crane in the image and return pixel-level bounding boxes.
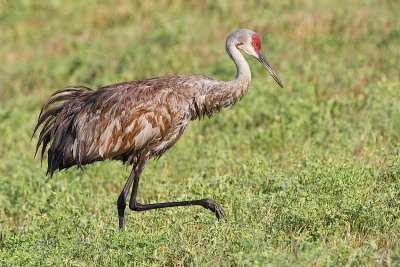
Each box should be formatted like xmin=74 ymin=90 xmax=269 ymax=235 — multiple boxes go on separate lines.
xmin=33 ymin=29 xmax=283 ymax=230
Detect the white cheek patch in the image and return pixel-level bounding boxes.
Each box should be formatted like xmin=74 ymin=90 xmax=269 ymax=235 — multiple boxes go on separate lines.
xmin=242 ymin=43 xmax=259 ymax=58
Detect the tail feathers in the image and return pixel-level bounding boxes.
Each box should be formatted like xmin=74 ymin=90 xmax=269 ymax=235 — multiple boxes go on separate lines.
xmin=37 ymin=86 xmax=92 ymax=119
xmin=47 ymin=149 xmax=64 ymax=177
xmin=34 ymin=85 xmax=93 ymax=176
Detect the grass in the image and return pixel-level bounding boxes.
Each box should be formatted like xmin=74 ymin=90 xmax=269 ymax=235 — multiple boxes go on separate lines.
xmin=1 ymin=0 xmax=400 ymax=265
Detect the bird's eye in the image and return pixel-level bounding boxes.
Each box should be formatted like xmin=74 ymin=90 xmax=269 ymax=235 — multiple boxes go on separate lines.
xmin=252 ymin=42 xmax=256 ymax=46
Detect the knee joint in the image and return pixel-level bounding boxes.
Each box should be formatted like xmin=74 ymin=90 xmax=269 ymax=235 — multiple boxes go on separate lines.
xmin=129 ymin=200 xmax=142 ymax=211
xmin=117 ymin=194 xmax=126 ymax=209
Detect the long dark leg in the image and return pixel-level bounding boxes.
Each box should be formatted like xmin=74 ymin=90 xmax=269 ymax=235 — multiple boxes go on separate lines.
xmin=128 ymin=158 xmax=226 ymax=220
xmin=117 ymin=168 xmax=136 ymax=230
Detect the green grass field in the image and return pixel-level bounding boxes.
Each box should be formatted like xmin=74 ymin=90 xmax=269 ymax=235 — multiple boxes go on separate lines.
xmin=1 ymin=0 xmax=399 ymax=265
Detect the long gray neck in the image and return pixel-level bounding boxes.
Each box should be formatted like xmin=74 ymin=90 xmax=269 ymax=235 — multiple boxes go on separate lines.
xmin=189 ymin=38 xmax=252 ymax=120
xmin=226 ymin=41 xmax=251 ymax=84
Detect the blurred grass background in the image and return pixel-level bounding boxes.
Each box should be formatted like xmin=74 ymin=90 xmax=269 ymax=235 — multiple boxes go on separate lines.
xmin=1 ymin=0 xmax=399 ymax=265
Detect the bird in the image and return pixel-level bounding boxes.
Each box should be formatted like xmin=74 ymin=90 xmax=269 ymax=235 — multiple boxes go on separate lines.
xmin=33 ymin=29 xmax=283 ymax=230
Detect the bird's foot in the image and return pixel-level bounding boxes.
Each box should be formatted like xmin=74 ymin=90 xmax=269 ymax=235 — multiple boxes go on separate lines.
xmin=201 ymin=198 xmax=226 ymax=220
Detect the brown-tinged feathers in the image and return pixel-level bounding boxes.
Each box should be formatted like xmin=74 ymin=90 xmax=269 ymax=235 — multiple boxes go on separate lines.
xmin=33 ymin=73 xmax=250 ymax=177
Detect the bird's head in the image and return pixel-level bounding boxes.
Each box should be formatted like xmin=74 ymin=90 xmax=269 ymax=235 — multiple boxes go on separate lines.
xmin=228 ymin=29 xmax=283 ymax=88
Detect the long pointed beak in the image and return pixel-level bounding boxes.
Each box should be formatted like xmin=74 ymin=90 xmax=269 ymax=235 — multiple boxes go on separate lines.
xmin=257 ymin=50 xmax=283 ymax=88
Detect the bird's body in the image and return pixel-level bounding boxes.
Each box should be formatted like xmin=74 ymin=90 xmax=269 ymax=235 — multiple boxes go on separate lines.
xmin=36 ymin=73 xmax=250 ymax=175
xmin=33 ymin=29 xmax=283 ymax=229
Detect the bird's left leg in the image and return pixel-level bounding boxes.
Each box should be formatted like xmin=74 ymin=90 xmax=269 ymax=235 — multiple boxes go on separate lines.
xmin=117 ymin=167 xmax=136 ymax=230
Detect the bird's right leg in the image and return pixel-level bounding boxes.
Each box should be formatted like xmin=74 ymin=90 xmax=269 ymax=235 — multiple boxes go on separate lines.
xmin=117 ymin=167 xmax=136 ymax=230
xmin=128 ymin=157 xmax=227 ymax=220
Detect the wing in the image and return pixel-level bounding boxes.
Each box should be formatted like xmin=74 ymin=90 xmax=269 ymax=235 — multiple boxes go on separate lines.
xmin=34 ymin=74 xmax=199 ymax=176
